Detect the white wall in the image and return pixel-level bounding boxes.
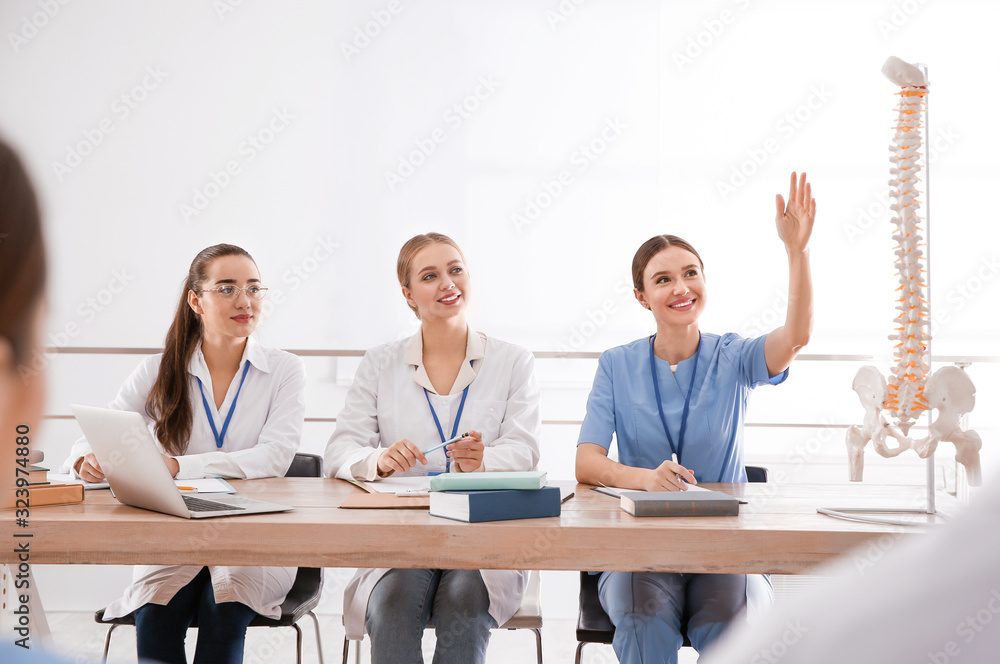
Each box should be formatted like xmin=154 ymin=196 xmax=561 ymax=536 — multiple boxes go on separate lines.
xmin=2 ymin=0 xmax=998 ymax=618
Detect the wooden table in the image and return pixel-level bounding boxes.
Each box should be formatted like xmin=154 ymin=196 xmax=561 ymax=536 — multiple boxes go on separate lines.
xmin=1 ymin=479 xmax=957 ymax=575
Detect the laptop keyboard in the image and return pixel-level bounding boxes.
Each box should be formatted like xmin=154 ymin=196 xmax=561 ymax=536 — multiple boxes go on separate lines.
xmin=182 ymin=495 xmax=245 ymax=512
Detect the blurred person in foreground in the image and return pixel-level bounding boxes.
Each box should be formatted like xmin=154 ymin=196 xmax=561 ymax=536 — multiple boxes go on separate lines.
xmin=703 ymin=474 xmax=1000 ymax=664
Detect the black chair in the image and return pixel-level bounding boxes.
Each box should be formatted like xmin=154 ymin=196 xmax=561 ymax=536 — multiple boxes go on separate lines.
xmin=96 ymin=452 xmax=326 ymax=664
xmin=574 ymin=465 xmax=768 ymax=664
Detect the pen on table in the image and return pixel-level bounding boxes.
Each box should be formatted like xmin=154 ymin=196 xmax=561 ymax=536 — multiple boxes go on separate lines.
xmin=176 ymin=486 xmax=197 ymax=491
xmin=421 ymin=432 xmax=469 ymax=456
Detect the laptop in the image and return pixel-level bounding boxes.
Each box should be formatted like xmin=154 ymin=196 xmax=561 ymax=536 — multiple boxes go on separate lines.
xmin=71 ymin=404 xmax=294 ymax=519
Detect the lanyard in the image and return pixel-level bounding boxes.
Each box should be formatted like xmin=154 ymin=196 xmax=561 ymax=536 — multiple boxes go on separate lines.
xmin=649 ymin=333 xmax=701 ymax=463
xmin=423 ymin=361 xmax=472 ymax=471
xmin=197 ymin=361 xmax=252 ymax=449
xmin=424 ymin=386 xmax=469 ymax=443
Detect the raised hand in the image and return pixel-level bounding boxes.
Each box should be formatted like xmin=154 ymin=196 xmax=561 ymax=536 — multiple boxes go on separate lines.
xmin=775 ymin=171 xmax=816 ymax=253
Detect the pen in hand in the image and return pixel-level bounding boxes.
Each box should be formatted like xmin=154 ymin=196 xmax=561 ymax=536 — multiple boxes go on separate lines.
xmin=421 ymin=432 xmax=469 ymax=457
xmin=671 ymin=453 xmax=687 ymax=490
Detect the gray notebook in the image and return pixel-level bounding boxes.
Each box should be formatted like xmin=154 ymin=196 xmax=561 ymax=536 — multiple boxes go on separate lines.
xmin=620 ymin=489 xmax=739 ymax=517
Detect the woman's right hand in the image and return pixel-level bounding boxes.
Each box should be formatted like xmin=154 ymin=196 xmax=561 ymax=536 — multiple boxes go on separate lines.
xmin=643 ymin=459 xmax=697 ymax=492
xmin=376 ymin=438 xmax=428 ymax=477
xmin=75 ymin=452 xmax=105 ymax=483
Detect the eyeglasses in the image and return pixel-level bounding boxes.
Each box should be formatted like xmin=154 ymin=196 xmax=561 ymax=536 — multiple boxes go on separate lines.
xmin=196 ymin=285 xmax=269 ymax=301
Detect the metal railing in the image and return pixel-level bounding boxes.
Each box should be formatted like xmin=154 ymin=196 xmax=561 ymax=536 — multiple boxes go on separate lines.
xmin=42 ymin=347 xmax=999 ymax=427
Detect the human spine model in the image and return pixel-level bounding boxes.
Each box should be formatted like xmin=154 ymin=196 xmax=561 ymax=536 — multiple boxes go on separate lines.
xmin=885 ymin=56 xmax=930 ymax=432
xmin=846 ymin=57 xmax=982 ymax=485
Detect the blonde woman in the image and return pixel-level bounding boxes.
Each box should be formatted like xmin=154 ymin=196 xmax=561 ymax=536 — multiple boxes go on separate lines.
xmin=326 ymin=232 xmax=540 ymax=664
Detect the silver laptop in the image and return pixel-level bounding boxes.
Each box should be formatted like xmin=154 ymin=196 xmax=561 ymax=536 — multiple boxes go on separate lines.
xmin=71 ymin=404 xmax=293 ymax=519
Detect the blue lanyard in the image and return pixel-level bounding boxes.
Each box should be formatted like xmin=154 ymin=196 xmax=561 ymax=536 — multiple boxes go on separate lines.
xmin=649 ymin=333 xmax=701 ymax=463
xmin=423 ymin=361 xmax=472 ymax=471
xmin=196 ymin=361 xmax=252 ymax=449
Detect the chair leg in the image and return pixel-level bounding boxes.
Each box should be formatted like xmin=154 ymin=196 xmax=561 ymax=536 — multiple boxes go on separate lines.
xmin=341 ymin=636 xmax=350 ymax=664
xmin=101 ymin=624 xmax=119 ymax=664
xmin=574 ymin=641 xmax=586 ymax=664
xmin=307 ymin=611 xmax=325 ymax=664
xmin=292 ymin=623 xmax=303 ymax=664
xmin=531 ymin=627 xmax=543 ymax=664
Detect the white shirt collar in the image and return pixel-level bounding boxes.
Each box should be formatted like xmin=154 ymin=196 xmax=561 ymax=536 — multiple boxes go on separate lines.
xmin=404 ymin=325 xmax=485 ymax=395
xmin=189 ymin=336 xmax=269 ymax=384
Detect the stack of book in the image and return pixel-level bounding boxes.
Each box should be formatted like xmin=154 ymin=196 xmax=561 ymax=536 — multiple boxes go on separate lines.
xmin=428 ymin=471 xmax=561 ymax=523
xmin=26 ymin=463 xmax=49 ymax=485
xmin=3 ymin=452 xmax=85 ymax=509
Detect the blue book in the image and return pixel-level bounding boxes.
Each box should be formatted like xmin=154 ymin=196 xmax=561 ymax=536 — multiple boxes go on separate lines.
xmin=429 ymin=486 xmax=562 ymax=523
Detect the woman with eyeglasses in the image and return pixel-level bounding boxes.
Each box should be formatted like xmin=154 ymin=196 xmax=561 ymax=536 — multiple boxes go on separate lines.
xmin=326 ymin=232 xmax=541 ymax=664
xmin=65 ymin=243 xmax=306 ymax=664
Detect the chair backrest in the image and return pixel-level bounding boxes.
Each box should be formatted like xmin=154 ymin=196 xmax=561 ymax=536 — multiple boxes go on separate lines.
xmin=286 ymin=452 xmax=323 ymax=478
xmin=745 ymin=465 xmax=767 ymax=483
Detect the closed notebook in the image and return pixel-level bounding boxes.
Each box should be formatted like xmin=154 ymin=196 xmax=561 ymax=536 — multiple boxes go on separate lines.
xmin=27 ymin=464 xmax=49 ymax=485
xmin=3 ymin=481 xmax=84 ymax=509
xmin=430 ymin=485 xmax=561 ymax=522
xmin=620 ymin=489 xmax=739 ymax=517
xmin=428 ymin=471 xmax=547 ymax=492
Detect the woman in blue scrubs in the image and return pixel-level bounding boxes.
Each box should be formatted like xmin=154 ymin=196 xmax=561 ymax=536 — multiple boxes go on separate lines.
xmin=576 ymin=172 xmax=816 ymax=664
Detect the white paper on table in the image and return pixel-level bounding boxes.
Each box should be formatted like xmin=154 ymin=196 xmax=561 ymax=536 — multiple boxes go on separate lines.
xmin=593 ymin=483 xmax=710 ymax=498
xmin=47 ymin=472 xmax=109 ymax=490
xmin=362 ymin=476 xmax=432 ymax=495
xmin=174 ymin=478 xmax=236 ymax=493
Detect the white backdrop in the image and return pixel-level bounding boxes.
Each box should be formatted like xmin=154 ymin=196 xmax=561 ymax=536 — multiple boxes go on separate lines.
xmin=2 ymin=0 xmax=998 ymax=622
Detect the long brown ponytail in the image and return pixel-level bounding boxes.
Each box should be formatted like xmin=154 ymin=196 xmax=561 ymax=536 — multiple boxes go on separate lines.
xmin=145 ymin=244 xmax=255 ymax=455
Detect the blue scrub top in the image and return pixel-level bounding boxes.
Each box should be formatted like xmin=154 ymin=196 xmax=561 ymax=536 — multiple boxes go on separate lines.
xmin=577 ymin=332 xmax=787 ymax=483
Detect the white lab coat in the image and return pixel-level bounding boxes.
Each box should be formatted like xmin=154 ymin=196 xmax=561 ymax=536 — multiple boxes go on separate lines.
xmin=325 ymin=329 xmax=541 ymax=640
xmin=64 ymin=337 xmax=306 ymax=619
